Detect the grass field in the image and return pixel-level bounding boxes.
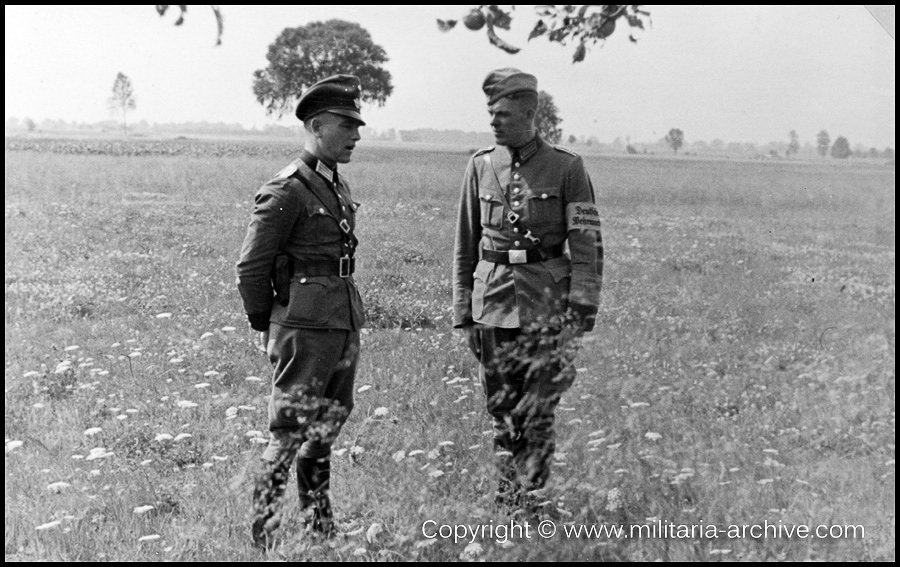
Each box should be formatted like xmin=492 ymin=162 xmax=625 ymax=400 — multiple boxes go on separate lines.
xmin=4 ymin=137 xmax=895 ymax=561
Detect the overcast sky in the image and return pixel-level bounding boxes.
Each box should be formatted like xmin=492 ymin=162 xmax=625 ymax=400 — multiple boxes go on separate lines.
xmin=4 ymin=5 xmax=895 ymax=147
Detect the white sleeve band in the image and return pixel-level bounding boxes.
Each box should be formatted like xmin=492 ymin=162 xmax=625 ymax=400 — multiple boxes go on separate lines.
xmin=566 ymin=202 xmax=602 ymax=232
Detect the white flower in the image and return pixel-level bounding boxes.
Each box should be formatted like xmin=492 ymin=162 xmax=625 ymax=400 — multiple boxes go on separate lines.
xmin=200 ymin=332 xmax=214 ymax=340
xmin=35 ymin=520 xmax=62 ymax=531
xmin=373 ymin=407 xmax=389 ymax=418
xmin=221 ymin=326 xmax=236 ymax=332
xmin=428 ymin=469 xmax=444 ymax=479
xmin=357 ymin=385 xmax=372 ymax=393
xmin=461 ymin=542 xmax=483 ymax=558
xmin=173 ymin=433 xmax=192 ymax=442
xmin=244 ymin=376 xmax=262 ymax=382
xmin=47 ymin=482 xmax=71 ymax=493
xmin=203 ymin=370 xmax=218 ymax=377
xmin=133 ymin=505 xmax=155 ymax=515
xmin=244 ymin=430 xmax=264 ymax=438
xmin=407 ymin=450 xmax=424 ymax=457
xmin=644 ymin=431 xmax=662 ymax=441
xmin=155 ymin=313 xmax=172 ymax=319
xmin=225 ymin=407 xmax=238 ymax=419
xmin=365 ymin=522 xmax=383 ymax=543
xmin=64 ymin=345 xmax=80 ymax=351
xmin=392 ymin=450 xmax=406 ymax=463
xmin=138 ymin=534 xmax=161 ymax=542
xmin=85 ymin=447 xmax=113 ymax=461
xmin=83 ymin=427 xmax=103 ymax=436
xmin=169 ymin=357 xmax=183 ymax=364
xmin=154 ymin=433 xmax=174 ymax=442
xmin=194 ymin=382 xmax=211 ymax=389
xmin=176 ymin=400 xmax=198 ymax=409
xmin=438 ymin=441 xmax=454 ymax=447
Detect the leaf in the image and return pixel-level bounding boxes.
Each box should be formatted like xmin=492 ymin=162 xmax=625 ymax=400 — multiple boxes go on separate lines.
xmin=156 ymin=5 xmax=168 ymax=16
xmin=629 ymin=34 xmax=638 ymax=43
xmin=487 ymin=5 xmax=512 ymax=30
xmin=528 ymin=20 xmax=548 ymax=41
xmin=572 ymin=42 xmax=586 ymax=63
xmin=626 ymin=14 xmax=644 ymax=29
xmin=436 ymin=19 xmax=457 ymax=32
xmin=486 ymin=21 xmax=520 ymax=54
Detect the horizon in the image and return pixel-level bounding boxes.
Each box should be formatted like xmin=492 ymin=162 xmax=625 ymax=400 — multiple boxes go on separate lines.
xmin=5 ymin=6 xmax=896 ymax=149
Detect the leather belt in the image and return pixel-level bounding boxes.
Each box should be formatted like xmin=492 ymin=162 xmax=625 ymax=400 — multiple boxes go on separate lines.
xmin=293 ymin=255 xmax=355 ymax=278
xmin=482 ymin=244 xmax=564 ymax=265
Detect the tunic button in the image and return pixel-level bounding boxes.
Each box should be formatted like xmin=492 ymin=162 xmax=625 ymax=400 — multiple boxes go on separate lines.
xmin=300 ymin=278 xmax=307 ymax=284
xmin=342 ymin=206 xmax=346 ymax=211
xmin=512 ymin=201 xmax=520 ymax=207
xmin=319 ymin=207 xmax=325 ymax=213
xmin=514 ymin=162 xmax=520 ymax=167
xmin=541 ymin=193 xmax=548 ymax=199
xmin=514 ymin=241 xmax=520 ymax=246
xmin=512 ymin=227 xmax=519 ymax=233
xmin=513 ymin=173 xmax=520 ymax=180
xmin=512 ymin=187 xmax=520 ymax=194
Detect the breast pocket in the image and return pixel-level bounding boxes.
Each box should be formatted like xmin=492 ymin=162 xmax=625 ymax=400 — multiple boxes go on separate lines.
xmin=527 ymin=187 xmax=562 ymax=227
xmin=479 ymin=193 xmax=504 ymax=229
xmin=304 ymin=207 xmax=337 ymax=242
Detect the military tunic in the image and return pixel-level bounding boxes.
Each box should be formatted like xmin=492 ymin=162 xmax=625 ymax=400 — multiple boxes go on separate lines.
xmin=236 ymin=150 xmax=364 ymax=462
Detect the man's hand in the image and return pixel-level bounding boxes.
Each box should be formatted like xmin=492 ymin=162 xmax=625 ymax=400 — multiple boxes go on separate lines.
xmin=462 ymin=324 xmax=482 ymax=361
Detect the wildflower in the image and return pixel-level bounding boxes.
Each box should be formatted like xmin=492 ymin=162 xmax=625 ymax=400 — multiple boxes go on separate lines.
xmin=64 ymin=345 xmax=80 ymax=351
xmin=221 ymin=326 xmax=236 ymax=332
xmin=373 ymin=407 xmax=389 ymax=417
xmin=173 ymin=433 xmax=192 ymax=442
xmin=407 ymin=450 xmax=424 ymax=457
xmin=83 ymin=427 xmax=103 ymax=437
xmin=353 ymin=548 xmax=367 ymax=556
xmin=200 ymin=332 xmax=214 ymax=340
xmin=225 ymin=407 xmax=238 ymax=419
xmin=194 ymin=382 xmax=211 ymax=389
xmin=35 ymin=520 xmax=62 ymax=531
xmin=85 ymin=447 xmax=113 ymax=461
xmin=203 ymin=371 xmax=218 ymax=377
xmin=244 ymin=376 xmax=262 ymax=382
xmin=428 ymin=470 xmax=444 ymax=479
xmin=438 ymin=441 xmax=454 ymax=447
xmin=154 ymin=433 xmax=174 ymax=442
xmin=461 ymin=542 xmax=483 ymax=559
xmin=645 ymin=431 xmax=662 ymax=441
xmin=392 ymin=450 xmax=406 ymax=463
xmin=138 ymin=534 xmax=161 ymax=542
xmin=133 ymin=505 xmax=155 ymax=515
xmin=155 ymin=313 xmax=172 ymax=319
xmin=357 ymin=385 xmax=372 ymax=393
xmin=47 ymin=482 xmax=71 ymax=493
xmin=365 ymin=522 xmax=383 ymax=543
xmin=176 ymin=400 xmax=198 ymax=409
xmin=169 ymin=357 xmax=183 ymax=364
xmin=757 ymin=478 xmax=774 ymax=485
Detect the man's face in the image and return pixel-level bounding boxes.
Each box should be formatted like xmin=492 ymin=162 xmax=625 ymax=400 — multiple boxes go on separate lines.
xmin=316 ymin=112 xmax=362 ymax=164
xmin=488 ymin=97 xmax=533 ymax=148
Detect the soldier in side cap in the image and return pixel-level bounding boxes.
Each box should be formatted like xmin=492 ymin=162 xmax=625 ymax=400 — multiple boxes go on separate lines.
xmin=236 ymin=74 xmax=366 ymax=548
xmin=452 ymin=68 xmax=604 ymax=516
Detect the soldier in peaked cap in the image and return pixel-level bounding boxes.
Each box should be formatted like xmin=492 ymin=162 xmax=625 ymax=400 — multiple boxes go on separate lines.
xmin=236 ymin=74 xmax=366 ymax=548
xmin=452 ymin=68 xmax=604 ymax=516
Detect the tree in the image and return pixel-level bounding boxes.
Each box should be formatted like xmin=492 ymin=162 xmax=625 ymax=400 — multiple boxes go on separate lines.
xmin=816 ymin=130 xmax=830 ymax=157
xmin=535 ymin=90 xmax=563 ymax=144
xmin=883 ymin=148 xmax=895 ymax=160
xmin=786 ymin=130 xmax=800 ymax=157
xmin=830 ymin=136 xmax=851 ymax=159
xmin=23 ymin=117 xmax=36 ymax=132
xmin=107 ymin=72 xmax=136 ymax=136
xmin=438 ymin=5 xmax=651 ymax=63
xmin=252 ymin=20 xmax=393 ymax=118
xmin=665 ymin=128 xmax=684 ymax=154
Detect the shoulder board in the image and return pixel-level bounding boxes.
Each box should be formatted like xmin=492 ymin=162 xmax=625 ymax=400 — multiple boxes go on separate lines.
xmin=274 ymin=163 xmax=298 ymax=180
xmin=472 ymin=146 xmax=495 ymax=157
xmin=553 ymin=145 xmax=579 ymax=157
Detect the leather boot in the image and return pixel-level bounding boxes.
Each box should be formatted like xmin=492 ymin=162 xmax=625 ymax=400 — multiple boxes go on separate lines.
xmin=297 ymin=456 xmax=335 ymax=537
xmin=251 ymin=458 xmax=290 ymax=549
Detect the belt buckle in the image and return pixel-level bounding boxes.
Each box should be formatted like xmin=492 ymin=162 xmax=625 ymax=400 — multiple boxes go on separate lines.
xmin=339 ymin=255 xmax=351 ymax=278
xmin=508 ymin=250 xmax=527 ymax=264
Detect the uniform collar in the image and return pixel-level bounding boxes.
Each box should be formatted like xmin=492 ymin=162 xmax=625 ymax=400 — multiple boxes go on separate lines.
xmin=509 ymin=136 xmax=542 ymax=165
xmin=300 ymin=150 xmax=338 ymax=186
